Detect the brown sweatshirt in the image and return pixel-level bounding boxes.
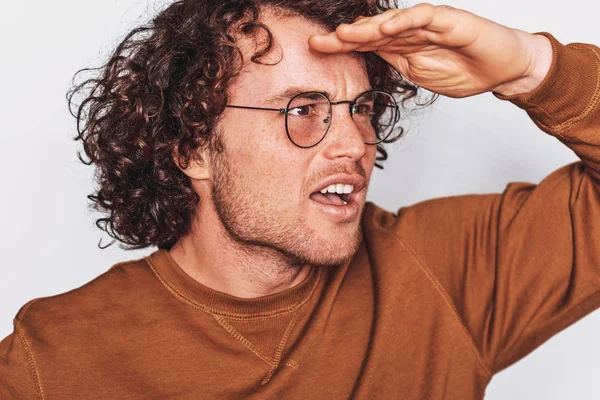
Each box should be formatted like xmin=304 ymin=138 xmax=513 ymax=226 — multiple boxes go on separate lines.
xmin=1 ymin=32 xmax=599 ymax=400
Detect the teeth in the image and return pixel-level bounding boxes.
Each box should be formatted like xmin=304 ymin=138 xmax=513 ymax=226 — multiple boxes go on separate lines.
xmin=319 ymin=183 xmax=355 ymax=195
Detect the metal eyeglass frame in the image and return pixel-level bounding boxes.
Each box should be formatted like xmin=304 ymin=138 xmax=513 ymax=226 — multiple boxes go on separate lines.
xmin=225 ymin=89 xmax=400 ymax=149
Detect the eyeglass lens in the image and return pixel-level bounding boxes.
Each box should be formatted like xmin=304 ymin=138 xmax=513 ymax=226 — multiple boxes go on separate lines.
xmin=285 ymin=91 xmax=398 ymax=148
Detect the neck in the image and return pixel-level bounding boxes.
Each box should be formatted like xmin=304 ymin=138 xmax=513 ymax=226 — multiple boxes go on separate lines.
xmin=168 ymin=201 xmax=313 ymax=299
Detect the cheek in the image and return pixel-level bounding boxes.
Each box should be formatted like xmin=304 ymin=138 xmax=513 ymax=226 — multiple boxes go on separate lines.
xmin=226 ymin=122 xmax=305 ymax=195
xmin=230 ymin=113 xmax=290 ymax=154
xmin=363 ymin=145 xmax=378 ymax=173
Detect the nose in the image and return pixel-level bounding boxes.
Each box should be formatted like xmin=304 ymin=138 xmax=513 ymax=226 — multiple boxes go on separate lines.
xmin=320 ymin=106 xmax=367 ymax=161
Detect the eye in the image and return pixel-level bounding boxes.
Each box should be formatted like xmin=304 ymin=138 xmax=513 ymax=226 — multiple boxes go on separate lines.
xmin=288 ymin=104 xmax=313 ymax=116
xmin=352 ymin=103 xmax=374 ymax=116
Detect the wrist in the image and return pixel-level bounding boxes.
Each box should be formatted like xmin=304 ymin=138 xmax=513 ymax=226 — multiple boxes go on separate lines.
xmin=492 ymin=33 xmax=553 ymax=97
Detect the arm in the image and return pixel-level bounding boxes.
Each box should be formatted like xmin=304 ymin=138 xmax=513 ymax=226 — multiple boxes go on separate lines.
xmin=310 ymin=4 xmax=600 ymax=372
xmin=392 ymin=33 xmax=600 ymax=370
xmin=486 ymin=32 xmax=600 ymax=371
xmin=494 ymin=32 xmax=600 ymax=184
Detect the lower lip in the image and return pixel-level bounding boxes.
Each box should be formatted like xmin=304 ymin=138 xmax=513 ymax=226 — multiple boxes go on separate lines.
xmin=309 ymin=195 xmax=361 ymax=221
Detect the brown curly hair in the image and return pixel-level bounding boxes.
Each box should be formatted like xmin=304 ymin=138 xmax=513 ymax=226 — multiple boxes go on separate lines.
xmin=67 ymin=0 xmax=437 ymax=250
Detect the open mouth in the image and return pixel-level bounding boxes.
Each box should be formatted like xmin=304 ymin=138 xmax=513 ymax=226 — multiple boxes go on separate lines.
xmin=309 ymin=184 xmax=354 ymax=206
xmin=309 ymin=191 xmax=349 ymax=206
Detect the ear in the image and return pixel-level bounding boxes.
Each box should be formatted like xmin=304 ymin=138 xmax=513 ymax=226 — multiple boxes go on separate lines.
xmin=172 ymin=145 xmax=211 ymax=181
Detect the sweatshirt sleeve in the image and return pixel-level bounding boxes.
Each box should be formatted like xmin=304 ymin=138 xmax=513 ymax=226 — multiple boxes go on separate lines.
xmin=0 ymin=307 xmax=43 ymax=399
xmin=393 ymin=32 xmax=600 ymax=374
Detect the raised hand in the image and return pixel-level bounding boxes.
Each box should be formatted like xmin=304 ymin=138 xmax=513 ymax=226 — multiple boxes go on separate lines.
xmin=308 ymin=3 xmax=552 ymax=97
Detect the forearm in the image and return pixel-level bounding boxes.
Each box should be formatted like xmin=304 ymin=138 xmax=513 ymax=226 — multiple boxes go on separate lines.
xmin=492 ymin=32 xmax=554 ymax=97
xmin=493 ymin=32 xmax=600 ymax=182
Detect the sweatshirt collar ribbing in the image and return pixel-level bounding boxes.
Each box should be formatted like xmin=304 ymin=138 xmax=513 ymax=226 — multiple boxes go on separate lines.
xmin=146 ymin=249 xmax=323 ymax=318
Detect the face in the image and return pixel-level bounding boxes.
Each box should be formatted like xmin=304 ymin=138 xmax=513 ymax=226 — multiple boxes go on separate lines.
xmin=205 ymin=12 xmax=377 ymax=268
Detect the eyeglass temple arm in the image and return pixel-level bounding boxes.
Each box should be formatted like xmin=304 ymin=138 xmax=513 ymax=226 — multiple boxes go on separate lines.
xmin=226 ymin=105 xmax=286 ymax=114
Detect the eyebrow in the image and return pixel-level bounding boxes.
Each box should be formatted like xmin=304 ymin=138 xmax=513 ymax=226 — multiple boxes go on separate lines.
xmin=263 ymin=87 xmax=331 ymax=105
xmin=263 ymin=86 xmax=372 ymax=105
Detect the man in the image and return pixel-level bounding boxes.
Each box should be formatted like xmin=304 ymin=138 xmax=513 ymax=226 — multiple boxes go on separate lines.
xmin=1 ymin=0 xmax=598 ymax=399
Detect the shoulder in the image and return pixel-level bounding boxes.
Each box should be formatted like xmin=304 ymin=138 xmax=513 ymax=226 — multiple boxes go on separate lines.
xmin=13 ymin=253 xmax=162 ymax=335
xmin=362 ymin=195 xmax=501 ymax=239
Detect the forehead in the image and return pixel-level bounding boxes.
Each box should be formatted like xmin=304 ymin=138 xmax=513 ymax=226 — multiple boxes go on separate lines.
xmin=228 ymin=12 xmax=371 ymax=104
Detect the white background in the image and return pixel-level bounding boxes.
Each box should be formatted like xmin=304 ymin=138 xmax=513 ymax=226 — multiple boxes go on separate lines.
xmin=0 ymin=0 xmax=598 ymax=398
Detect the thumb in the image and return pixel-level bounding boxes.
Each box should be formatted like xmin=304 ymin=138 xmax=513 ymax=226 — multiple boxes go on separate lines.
xmin=375 ymin=49 xmax=409 ymax=77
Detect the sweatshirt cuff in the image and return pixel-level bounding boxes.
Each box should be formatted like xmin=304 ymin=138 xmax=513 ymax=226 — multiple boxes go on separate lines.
xmin=492 ymin=32 xmax=600 ymax=136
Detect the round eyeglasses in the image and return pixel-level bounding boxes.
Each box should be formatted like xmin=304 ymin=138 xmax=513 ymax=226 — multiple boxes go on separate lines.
xmin=226 ymin=90 xmax=400 ymax=148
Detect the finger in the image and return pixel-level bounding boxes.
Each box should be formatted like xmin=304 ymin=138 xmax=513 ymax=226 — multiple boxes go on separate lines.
xmin=308 ymin=6 xmax=448 ymax=53
xmin=309 ymin=27 xmax=438 ymax=54
xmin=355 ymin=37 xmax=439 ymax=55
xmin=354 ymin=29 xmax=442 ymax=54
xmin=394 ymin=27 xmax=435 ymax=39
xmin=391 ymin=28 xmax=444 ymax=46
xmin=308 ymin=11 xmax=393 ymax=52
xmin=351 ymin=35 xmax=397 ymax=50
xmin=363 ymin=43 xmax=437 ymax=55
xmin=308 ymin=31 xmax=362 ymax=53
xmin=380 ymin=3 xmax=458 ymax=35
xmin=333 ymin=9 xmax=402 ymax=44
xmin=376 ymin=50 xmax=411 ymax=77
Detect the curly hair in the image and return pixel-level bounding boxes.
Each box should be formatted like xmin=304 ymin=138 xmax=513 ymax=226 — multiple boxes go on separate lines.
xmin=67 ymin=0 xmax=437 ymax=250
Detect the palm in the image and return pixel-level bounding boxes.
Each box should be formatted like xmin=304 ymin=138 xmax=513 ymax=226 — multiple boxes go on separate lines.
xmin=308 ymin=4 xmax=532 ymax=98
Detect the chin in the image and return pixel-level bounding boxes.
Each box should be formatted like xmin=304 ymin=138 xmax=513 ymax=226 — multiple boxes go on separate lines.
xmin=299 ymin=229 xmax=362 ymax=267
